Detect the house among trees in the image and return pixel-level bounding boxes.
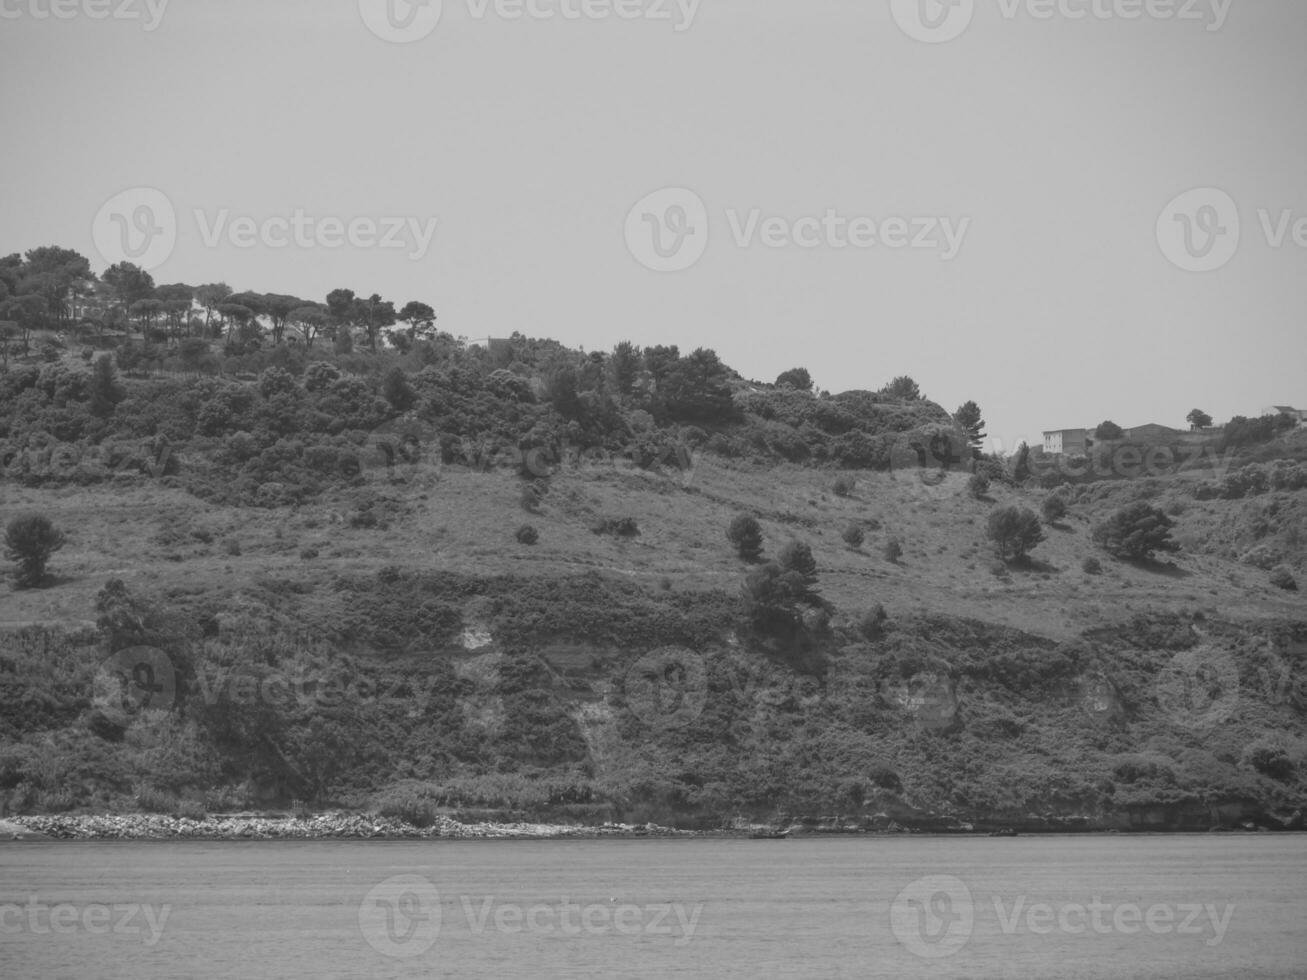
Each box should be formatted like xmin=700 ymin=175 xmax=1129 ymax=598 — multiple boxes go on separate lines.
xmin=1264 ymin=406 xmax=1307 ymax=425
xmin=1042 ymin=428 xmax=1091 ymax=455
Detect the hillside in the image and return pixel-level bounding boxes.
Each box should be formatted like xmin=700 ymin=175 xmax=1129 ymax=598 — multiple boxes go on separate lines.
xmin=1 ymin=341 xmax=1305 ymax=833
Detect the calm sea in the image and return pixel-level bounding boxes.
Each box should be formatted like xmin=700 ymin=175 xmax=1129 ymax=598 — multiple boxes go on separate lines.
xmin=1 ymin=834 xmax=1304 ymax=979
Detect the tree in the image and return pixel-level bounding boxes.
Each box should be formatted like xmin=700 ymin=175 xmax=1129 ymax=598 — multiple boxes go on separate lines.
xmin=1041 ymin=494 xmax=1068 ymax=525
xmin=1187 ymin=409 xmax=1213 ymax=431
xmin=883 ymin=376 xmax=921 ymax=401
xmin=842 ymin=525 xmax=865 ymax=549
xmin=100 ymin=262 xmax=155 ymax=316
xmin=727 ymin=515 xmax=764 ymax=562
xmin=382 ymin=367 xmax=416 ymax=410
xmin=967 ymin=472 xmax=990 ymax=499
xmin=661 ymin=347 xmax=734 ymax=423
xmin=288 ymin=304 xmax=331 ymax=348
xmin=1012 ymin=442 xmax=1032 ymax=484
xmin=777 ymin=541 xmax=817 ymax=583
xmin=1092 ymin=503 xmax=1180 ymax=561
xmin=88 ymin=353 xmax=123 ymax=417
xmin=262 ymin=294 xmax=304 ymax=345
xmin=1095 ymin=420 xmax=1125 ymax=441
xmin=987 ymin=506 xmax=1045 ymax=562
xmin=776 ymin=367 xmax=813 ymax=391
xmin=954 ymin=400 xmax=986 ymax=457
xmin=609 ymin=341 xmax=641 ymax=398
xmin=193 ymin=283 xmax=232 ymax=334
xmin=20 ymin=246 xmax=94 ymax=327
xmin=884 ymin=537 xmax=903 ymax=563
xmin=397 ymin=301 xmax=436 ymax=343
xmin=5 ymin=514 xmax=66 ymax=588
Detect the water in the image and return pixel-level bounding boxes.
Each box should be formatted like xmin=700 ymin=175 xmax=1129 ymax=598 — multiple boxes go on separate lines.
xmin=1 ymin=835 xmax=1304 ymax=979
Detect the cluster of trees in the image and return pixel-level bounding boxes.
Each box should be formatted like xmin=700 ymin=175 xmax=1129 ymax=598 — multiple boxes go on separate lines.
xmin=0 ymin=245 xmax=438 ymax=360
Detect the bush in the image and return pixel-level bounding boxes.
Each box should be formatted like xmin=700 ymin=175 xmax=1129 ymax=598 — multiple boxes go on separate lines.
xmin=520 ymin=482 xmax=545 ymax=514
xmin=777 ymin=541 xmax=817 ymax=581
xmin=832 ymin=475 xmax=855 ymax=498
xmin=1092 ymin=503 xmax=1179 ymax=561
xmin=1242 ymin=741 xmax=1294 ymax=782
xmin=726 ymin=514 xmax=764 ymax=562
xmin=842 ymin=524 xmax=865 ymax=549
xmin=884 ymin=537 xmax=903 ymax=563
xmin=4 ymin=514 xmax=66 ymax=588
xmin=593 ymin=517 xmax=639 ymax=538
xmin=1042 ymin=494 xmax=1068 ymax=524
xmin=516 ymin=525 xmax=539 ymax=546
xmin=967 ymin=473 xmax=990 ymax=499
xmin=987 ymin=506 xmax=1044 ymax=562
xmin=1082 ymin=557 xmax=1103 ymax=575
xmin=858 ymin=604 xmax=887 ymax=640
xmin=1269 ymin=566 xmax=1298 ymax=592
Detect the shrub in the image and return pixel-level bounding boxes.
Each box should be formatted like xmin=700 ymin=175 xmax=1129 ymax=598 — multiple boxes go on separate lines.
xmin=520 ymin=482 xmax=545 ymax=514
xmin=1042 ymin=494 xmax=1068 ymax=524
xmin=884 ymin=537 xmax=903 ymax=563
xmin=4 ymin=514 xmax=66 ymax=588
xmin=1092 ymin=503 xmax=1179 ymax=561
xmin=593 ymin=517 xmax=639 ymax=538
xmin=1269 ymin=566 xmax=1298 ymax=592
xmin=516 ymin=525 xmax=539 ymax=546
xmin=1082 ymin=557 xmax=1103 ymax=575
xmin=967 ymin=473 xmax=990 ymax=499
xmin=775 ymin=367 xmax=813 ymax=391
xmin=842 ymin=524 xmax=865 ymax=549
xmin=987 ymin=506 xmax=1045 ymax=562
xmin=223 ymin=537 xmax=241 ymax=556
xmin=832 ymin=475 xmax=856 ymax=498
xmin=858 ymin=604 xmax=888 ymax=640
xmin=726 ymin=515 xmax=764 ymax=562
xmin=777 ymin=541 xmax=817 ymax=581
xmin=1242 ymin=741 xmax=1294 ymax=782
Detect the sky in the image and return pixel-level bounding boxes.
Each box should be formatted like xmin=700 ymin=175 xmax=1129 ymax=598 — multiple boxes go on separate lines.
xmin=1 ymin=0 xmax=1304 ymax=449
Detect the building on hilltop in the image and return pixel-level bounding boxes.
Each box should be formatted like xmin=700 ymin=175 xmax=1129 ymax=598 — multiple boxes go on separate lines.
xmin=1265 ymin=406 xmax=1307 ymax=425
xmin=1043 ymin=428 xmax=1092 ymax=456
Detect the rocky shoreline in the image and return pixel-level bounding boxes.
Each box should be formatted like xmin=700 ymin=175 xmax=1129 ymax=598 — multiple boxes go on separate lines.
xmin=2 ymin=813 xmax=695 ymax=842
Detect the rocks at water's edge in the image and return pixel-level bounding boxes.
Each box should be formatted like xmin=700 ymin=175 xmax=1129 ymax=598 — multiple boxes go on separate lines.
xmin=5 ymin=813 xmax=691 ymax=842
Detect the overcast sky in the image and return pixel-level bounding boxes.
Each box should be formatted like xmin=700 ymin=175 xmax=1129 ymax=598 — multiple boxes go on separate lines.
xmin=1 ymin=0 xmax=1304 ymax=447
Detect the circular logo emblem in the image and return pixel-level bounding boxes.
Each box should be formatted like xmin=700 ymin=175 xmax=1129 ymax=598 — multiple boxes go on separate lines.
xmin=1156 ymin=187 xmax=1240 ymax=273
xmin=889 ymin=874 xmax=974 ymax=958
xmin=354 ymin=416 xmax=444 ymax=486
xmin=358 ymin=0 xmax=442 ymax=43
xmin=95 ymin=646 xmax=177 ymax=713
xmin=92 ymin=187 xmax=177 ymax=271
xmin=359 ymin=874 xmax=441 ymax=958
xmin=624 ymin=647 xmax=708 ymax=730
xmin=890 ymin=0 xmax=975 ymax=44
xmin=888 ymin=427 xmax=972 ymax=500
xmin=625 ymin=188 xmax=710 ymax=273
xmin=1155 ymin=647 xmax=1240 ymax=729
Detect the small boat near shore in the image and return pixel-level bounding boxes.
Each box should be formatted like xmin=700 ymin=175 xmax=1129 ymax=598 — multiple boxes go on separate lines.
xmin=749 ymin=828 xmax=790 ymax=839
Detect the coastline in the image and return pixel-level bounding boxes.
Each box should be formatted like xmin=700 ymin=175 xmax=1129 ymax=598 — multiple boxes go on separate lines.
xmin=2 ymin=813 xmax=699 ymax=842
xmin=5 ymin=812 xmax=1301 ymax=842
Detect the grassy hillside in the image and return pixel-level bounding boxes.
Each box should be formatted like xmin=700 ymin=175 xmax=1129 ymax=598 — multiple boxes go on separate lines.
xmin=1 ymin=347 xmax=1305 ymax=831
